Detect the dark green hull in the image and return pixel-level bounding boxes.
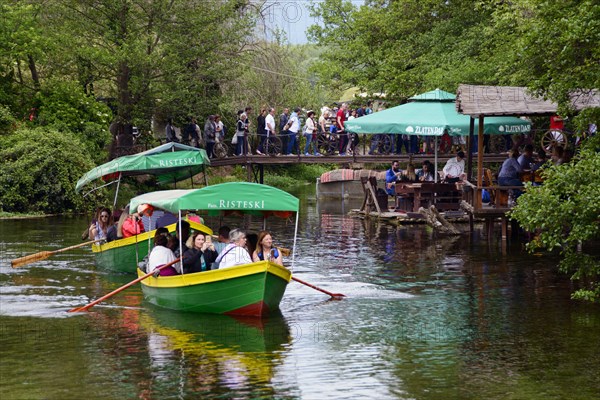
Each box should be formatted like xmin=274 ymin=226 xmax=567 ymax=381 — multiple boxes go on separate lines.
xmin=139 ymin=261 xmax=291 ymax=317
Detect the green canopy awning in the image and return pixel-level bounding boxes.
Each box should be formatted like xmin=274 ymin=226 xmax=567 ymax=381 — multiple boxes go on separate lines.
xmin=345 ymin=89 xmax=531 ymax=136
xmin=75 ymin=143 xmax=210 ymax=192
xmin=129 ymin=182 xmax=299 ymax=217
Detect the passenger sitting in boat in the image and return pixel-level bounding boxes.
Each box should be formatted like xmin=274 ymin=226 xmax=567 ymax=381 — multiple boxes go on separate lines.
xmin=172 ymin=220 xmax=191 ymax=257
xmin=137 ymin=227 xmax=169 ymax=271
xmin=121 ymin=206 xmax=145 ymax=238
xmin=182 ymin=232 xmax=218 ymax=273
xmin=213 ymin=226 xmax=231 ymax=254
xmin=252 ymin=231 xmax=283 ymax=266
xmin=246 ymin=233 xmax=258 ymax=258
xmin=214 ymin=229 xmax=253 ymax=268
xmin=211 ymin=226 xmax=231 ymax=269
xmin=148 ymin=230 xmax=178 ymax=276
xmin=89 ymin=207 xmax=112 ymax=242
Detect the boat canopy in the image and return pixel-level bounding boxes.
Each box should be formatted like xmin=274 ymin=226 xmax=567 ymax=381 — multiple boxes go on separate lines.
xmin=129 ymin=182 xmax=300 ymax=218
xmin=75 ymin=142 xmax=210 ymax=192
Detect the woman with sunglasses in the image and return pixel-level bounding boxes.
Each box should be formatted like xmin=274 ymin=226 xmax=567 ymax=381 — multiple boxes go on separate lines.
xmin=89 ymin=207 xmax=112 ymax=241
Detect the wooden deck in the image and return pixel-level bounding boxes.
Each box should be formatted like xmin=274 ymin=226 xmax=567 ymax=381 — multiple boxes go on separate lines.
xmin=209 ymin=153 xmax=508 ymax=168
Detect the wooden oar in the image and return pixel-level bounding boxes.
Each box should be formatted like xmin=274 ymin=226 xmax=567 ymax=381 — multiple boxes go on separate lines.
xmin=11 ymin=239 xmax=102 ymax=268
xmin=68 ymin=258 xmax=181 ymax=313
xmin=292 ymin=276 xmax=345 ymax=299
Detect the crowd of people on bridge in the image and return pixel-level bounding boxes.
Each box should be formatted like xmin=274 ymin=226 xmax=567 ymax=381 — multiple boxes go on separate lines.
xmin=164 ymin=102 xmax=379 ymax=158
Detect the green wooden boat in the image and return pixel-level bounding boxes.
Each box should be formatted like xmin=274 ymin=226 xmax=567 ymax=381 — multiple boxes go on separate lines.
xmin=138 ymin=260 xmax=291 ymax=317
xmin=129 ymin=182 xmax=300 ymax=316
xmin=76 ymin=142 xmax=212 ymax=272
xmin=91 ymin=220 xmax=212 ymax=273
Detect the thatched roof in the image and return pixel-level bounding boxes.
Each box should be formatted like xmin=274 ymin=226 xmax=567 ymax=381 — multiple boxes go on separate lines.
xmin=456 ymin=84 xmax=600 ymax=117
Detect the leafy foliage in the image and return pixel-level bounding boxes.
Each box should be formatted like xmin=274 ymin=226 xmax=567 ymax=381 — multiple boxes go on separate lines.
xmin=0 ymin=104 xmax=17 ymax=134
xmin=307 ymin=0 xmax=600 ymax=114
xmin=0 ymin=127 xmax=99 ymax=213
xmin=35 ymin=80 xmax=112 ymax=163
xmin=510 ymin=135 xmax=600 ymax=302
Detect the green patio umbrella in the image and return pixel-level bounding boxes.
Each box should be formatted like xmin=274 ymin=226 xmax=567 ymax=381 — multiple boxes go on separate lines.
xmin=344 ymin=89 xmax=531 ymax=182
xmin=345 ymin=89 xmax=530 ymax=136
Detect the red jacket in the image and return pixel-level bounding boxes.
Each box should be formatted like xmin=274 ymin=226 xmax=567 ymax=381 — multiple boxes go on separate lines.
xmin=122 ymin=217 xmax=144 ymax=237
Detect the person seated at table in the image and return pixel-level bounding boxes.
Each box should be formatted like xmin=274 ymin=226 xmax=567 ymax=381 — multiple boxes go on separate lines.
xmin=401 ymin=163 xmax=418 ymax=182
xmin=518 ymin=144 xmax=535 ymax=169
xmin=148 ymin=229 xmax=178 ymax=276
xmin=498 ymin=148 xmax=523 ymax=198
xmin=252 ymin=231 xmax=283 ymax=266
xmin=385 ymin=161 xmax=403 ymax=195
xmin=530 ymin=150 xmax=548 ymax=186
xmin=182 ymin=232 xmax=218 ymax=273
xmin=416 ymin=160 xmax=435 ymax=182
xmin=531 ymin=149 xmax=548 ymax=172
xmin=214 ymin=229 xmax=253 ymax=268
xmin=442 ymin=151 xmax=466 ymax=183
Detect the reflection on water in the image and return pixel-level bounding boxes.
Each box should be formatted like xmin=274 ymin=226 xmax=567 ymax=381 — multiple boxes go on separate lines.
xmin=1 ymin=186 xmax=600 ymax=399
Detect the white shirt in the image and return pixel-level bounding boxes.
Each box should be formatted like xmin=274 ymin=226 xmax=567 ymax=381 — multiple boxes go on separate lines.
xmin=443 ymin=157 xmax=465 ymax=178
xmin=148 ymin=245 xmax=178 ymax=273
xmin=288 ymin=114 xmax=300 ymax=133
xmin=305 ymin=117 xmax=316 ymax=134
xmin=215 ymin=243 xmax=252 ymax=268
xmin=265 ymin=113 xmax=275 ymax=133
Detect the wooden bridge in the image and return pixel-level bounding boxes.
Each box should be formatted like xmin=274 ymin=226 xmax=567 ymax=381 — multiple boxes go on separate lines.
xmin=209 ymin=153 xmax=507 ymax=183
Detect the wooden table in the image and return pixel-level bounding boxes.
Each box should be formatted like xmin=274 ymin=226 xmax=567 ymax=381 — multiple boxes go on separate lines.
xmin=395 ymin=182 xmax=463 ymax=212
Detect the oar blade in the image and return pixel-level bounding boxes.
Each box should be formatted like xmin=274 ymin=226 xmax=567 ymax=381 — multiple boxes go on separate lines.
xmin=11 ymin=251 xmax=54 ymax=268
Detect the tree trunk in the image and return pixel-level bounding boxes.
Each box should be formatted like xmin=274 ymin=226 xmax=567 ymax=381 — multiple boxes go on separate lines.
xmin=28 ymin=55 xmax=41 ymax=91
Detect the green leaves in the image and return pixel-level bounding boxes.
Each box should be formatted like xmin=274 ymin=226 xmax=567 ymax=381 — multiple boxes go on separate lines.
xmin=308 ymin=0 xmax=599 ymax=114
xmin=0 ymin=127 xmax=98 ymax=213
xmin=511 ymin=135 xmax=600 ymax=301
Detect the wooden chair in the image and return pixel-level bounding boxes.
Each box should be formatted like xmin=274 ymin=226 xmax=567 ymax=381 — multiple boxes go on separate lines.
xmin=360 ymin=177 xmax=387 ymax=214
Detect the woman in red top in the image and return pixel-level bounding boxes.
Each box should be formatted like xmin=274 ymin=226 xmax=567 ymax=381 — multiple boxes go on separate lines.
xmin=118 ymin=205 xmax=147 ymax=238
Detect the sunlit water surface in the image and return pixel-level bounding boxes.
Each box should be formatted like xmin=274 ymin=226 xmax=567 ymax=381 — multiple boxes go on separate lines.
xmin=1 ymin=187 xmax=599 ymax=399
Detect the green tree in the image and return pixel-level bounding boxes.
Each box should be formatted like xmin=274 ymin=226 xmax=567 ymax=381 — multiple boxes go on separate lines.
xmin=0 ymin=1 xmax=56 ymax=116
xmin=510 ymin=135 xmax=600 ymax=302
xmin=0 ymin=127 xmax=98 ymax=213
xmin=307 ymin=0 xmax=600 ymax=117
xmin=307 ymin=0 xmax=499 ymax=101
xmin=45 ymin=0 xmax=255 ymax=140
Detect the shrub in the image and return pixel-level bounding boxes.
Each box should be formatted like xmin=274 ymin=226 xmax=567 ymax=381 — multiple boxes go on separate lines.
xmin=0 ymin=127 xmax=100 ymax=213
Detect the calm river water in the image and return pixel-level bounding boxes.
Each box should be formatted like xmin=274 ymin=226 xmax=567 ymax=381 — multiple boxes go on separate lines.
xmin=1 ymin=186 xmax=599 ymax=400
